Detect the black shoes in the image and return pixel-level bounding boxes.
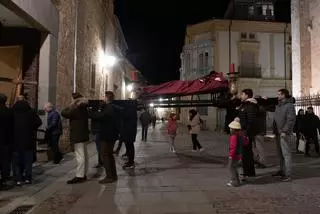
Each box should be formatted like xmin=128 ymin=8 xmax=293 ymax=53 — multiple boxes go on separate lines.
xmin=67 ymin=176 xmax=87 ymax=184
xmin=122 ymin=162 xmax=135 ymax=169
xmin=99 ymin=177 xmax=118 ymax=184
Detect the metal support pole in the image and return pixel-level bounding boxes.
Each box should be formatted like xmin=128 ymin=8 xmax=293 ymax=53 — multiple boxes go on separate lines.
xmin=73 ymin=0 xmax=78 ymax=93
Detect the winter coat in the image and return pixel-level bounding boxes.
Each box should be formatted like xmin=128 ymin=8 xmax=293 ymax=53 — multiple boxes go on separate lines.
xmin=12 ymin=100 xmax=42 ymax=151
xmin=140 ymin=111 xmax=151 ymax=126
xmin=188 ymin=113 xmax=201 ymax=134
xmin=256 ymin=105 xmax=267 ymax=135
xmin=0 ymin=105 xmax=13 ymax=147
xmin=302 ymin=113 xmax=320 ymax=137
xmin=120 ymin=102 xmax=138 ymax=143
xmin=167 ymin=117 xmax=177 ymax=135
xmin=61 ymin=98 xmax=89 ymax=144
xmin=229 ymin=132 xmax=249 ymax=161
xmin=237 ymin=98 xmax=259 ymax=137
xmin=46 ymin=109 xmax=63 ymax=136
xmin=273 ymin=98 xmax=296 ymax=135
xmin=294 ymin=115 xmax=304 ymax=134
xmin=88 ymin=102 xmax=122 ymax=142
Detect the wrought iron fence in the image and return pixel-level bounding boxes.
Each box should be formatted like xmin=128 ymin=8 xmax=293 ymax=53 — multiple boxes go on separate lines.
xmin=295 ymin=95 xmax=320 ymax=116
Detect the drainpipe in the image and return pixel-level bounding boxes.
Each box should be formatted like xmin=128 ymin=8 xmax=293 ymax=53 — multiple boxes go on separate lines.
xmin=284 ymin=23 xmax=288 ymax=89
xmin=73 ymin=0 xmax=78 ymax=93
xmin=229 ymin=19 xmax=233 ymax=74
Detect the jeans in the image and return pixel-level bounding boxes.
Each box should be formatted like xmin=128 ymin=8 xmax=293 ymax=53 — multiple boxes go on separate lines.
xmin=191 ymin=134 xmax=202 ymax=150
xmin=305 ymin=134 xmax=319 ymax=155
xmin=253 ymin=135 xmax=266 ymax=165
xmin=228 ymin=159 xmax=240 ymax=185
xmin=93 ymin=133 xmax=102 ymax=165
xmin=74 ymin=142 xmax=89 ymax=178
xmin=142 ymin=125 xmax=149 ymax=141
xmin=124 ymin=141 xmax=135 ymax=164
xmin=276 ymin=134 xmax=292 ymax=177
xmin=49 ymin=134 xmax=63 ymax=163
xmin=13 ymin=150 xmax=33 ymax=182
xmin=100 ymin=141 xmax=117 ymax=179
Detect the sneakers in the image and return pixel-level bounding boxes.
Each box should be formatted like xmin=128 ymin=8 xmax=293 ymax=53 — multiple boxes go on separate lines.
xmin=122 ymin=162 xmax=135 ymax=169
xmin=226 ymin=181 xmax=240 ymax=187
xmin=280 ymin=176 xmax=292 ymax=182
xmin=24 ymin=180 xmax=32 ymax=185
xmin=170 ymin=147 xmax=176 ymax=153
xmin=99 ymin=177 xmax=118 ymax=184
xmin=199 ymin=148 xmax=204 ymax=152
xmin=67 ymin=176 xmax=87 ymax=184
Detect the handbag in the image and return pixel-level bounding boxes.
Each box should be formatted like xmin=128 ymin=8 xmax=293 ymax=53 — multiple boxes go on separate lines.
xmin=298 ymin=135 xmax=306 ymax=153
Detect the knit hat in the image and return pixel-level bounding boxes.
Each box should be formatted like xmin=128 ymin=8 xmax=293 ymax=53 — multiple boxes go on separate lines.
xmin=228 ymin=117 xmax=241 ymax=130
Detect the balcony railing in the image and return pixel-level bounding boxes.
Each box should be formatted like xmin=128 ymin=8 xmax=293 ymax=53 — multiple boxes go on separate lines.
xmin=238 ymin=65 xmax=262 ymax=78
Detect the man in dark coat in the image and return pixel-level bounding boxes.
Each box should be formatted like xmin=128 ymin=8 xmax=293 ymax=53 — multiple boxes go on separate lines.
xmin=88 ymin=91 xmax=121 ymax=184
xmin=44 ymin=102 xmax=63 ymax=164
xmin=12 ymin=100 xmax=42 ymax=185
xmin=238 ymin=88 xmax=258 ymax=178
xmin=302 ymin=106 xmax=320 ymax=157
xmin=140 ymin=109 xmax=151 ymax=142
xmin=61 ymin=92 xmax=89 ymax=184
xmin=0 ymin=94 xmax=13 ymax=189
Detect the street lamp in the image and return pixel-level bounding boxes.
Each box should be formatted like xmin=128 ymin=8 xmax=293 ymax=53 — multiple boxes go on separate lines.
xmin=99 ymin=51 xmax=117 ymax=68
xmin=127 ymin=84 xmax=134 ymax=92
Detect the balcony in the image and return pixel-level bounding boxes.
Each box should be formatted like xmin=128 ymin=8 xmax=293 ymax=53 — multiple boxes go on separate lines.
xmin=238 ymin=65 xmax=262 ymax=78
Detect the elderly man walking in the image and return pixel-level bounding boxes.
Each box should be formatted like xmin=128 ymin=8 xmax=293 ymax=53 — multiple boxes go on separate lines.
xmin=44 ymin=102 xmax=63 ymax=164
xmin=273 ymin=89 xmax=296 ymax=182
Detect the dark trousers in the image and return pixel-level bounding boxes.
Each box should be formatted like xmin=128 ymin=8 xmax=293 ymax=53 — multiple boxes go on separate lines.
xmin=141 ymin=125 xmax=148 ymax=141
xmin=49 ymin=134 xmax=63 ymax=163
xmin=115 ymin=140 xmax=124 ymax=154
xmin=191 ymin=134 xmax=202 ymax=150
xmin=0 ymin=145 xmax=12 ymax=182
xmin=305 ymin=134 xmax=320 ymax=154
xmin=100 ymin=141 xmax=117 ymax=179
xmin=124 ymin=141 xmax=135 ymax=164
xmin=13 ymin=150 xmax=33 ymax=182
xmin=93 ymin=133 xmax=102 ymax=165
xmin=242 ymin=137 xmax=256 ymax=177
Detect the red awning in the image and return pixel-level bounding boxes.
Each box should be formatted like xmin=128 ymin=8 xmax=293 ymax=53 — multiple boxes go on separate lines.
xmin=140 ymin=71 xmax=229 ymax=98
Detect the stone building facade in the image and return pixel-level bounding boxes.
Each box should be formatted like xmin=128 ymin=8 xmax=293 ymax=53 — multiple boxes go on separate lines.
xmin=291 ymin=0 xmax=320 ymax=97
xmin=180 ymin=19 xmax=292 ymax=131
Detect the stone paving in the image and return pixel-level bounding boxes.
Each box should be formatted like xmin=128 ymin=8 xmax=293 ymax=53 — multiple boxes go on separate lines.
xmin=3 ymin=123 xmax=320 ymax=214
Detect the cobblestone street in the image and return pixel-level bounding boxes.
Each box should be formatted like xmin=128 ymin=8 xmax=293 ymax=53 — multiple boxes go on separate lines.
xmin=2 ymin=124 xmax=320 ymax=214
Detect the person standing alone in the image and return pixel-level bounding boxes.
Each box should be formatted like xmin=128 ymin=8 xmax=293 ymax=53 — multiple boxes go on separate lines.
xmin=273 ymin=89 xmax=295 ymax=182
xmin=140 ymin=109 xmax=151 ymax=142
xmin=44 ymin=103 xmax=63 ymax=164
xmin=61 ymin=93 xmax=89 ymax=184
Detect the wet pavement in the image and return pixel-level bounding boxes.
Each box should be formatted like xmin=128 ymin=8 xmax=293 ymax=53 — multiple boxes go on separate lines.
xmin=2 ymin=124 xmax=320 ymax=214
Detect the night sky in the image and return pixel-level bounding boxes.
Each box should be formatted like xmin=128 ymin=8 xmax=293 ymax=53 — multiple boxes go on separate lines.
xmin=115 ymin=0 xmax=291 ymax=84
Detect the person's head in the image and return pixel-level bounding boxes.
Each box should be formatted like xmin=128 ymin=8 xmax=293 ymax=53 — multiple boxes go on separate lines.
xmin=0 ymin=93 xmax=7 ymax=106
xmin=298 ymin=109 xmax=304 ymax=116
xmin=189 ymin=109 xmax=197 ymax=118
xmin=44 ymin=102 xmax=54 ymax=113
xmin=240 ymin=89 xmax=253 ymax=101
xmin=72 ymin=92 xmax=83 ymax=100
xmin=228 ymin=117 xmax=241 ymax=134
xmin=105 ymin=91 xmax=115 ymax=103
xmin=277 ymin=89 xmax=290 ymax=101
xmin=307 ymin=106 xmax=314 ymax=114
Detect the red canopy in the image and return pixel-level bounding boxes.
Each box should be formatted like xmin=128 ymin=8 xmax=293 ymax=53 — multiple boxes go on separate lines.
xmin=140 ymin=72 xmax=229 ymax=98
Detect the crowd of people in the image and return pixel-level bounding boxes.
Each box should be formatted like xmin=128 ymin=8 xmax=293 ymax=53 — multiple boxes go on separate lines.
xmin=1 ymin=86 xmax=317 ymax=190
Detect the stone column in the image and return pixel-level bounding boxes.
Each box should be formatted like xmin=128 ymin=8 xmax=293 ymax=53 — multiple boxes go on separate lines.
xmin=291 ymin=0 xmax=311 ymax=96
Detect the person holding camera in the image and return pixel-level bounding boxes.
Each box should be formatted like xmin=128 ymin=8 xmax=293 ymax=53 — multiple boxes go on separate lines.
xmin=88 ymin=91 xmax=122 ymax=184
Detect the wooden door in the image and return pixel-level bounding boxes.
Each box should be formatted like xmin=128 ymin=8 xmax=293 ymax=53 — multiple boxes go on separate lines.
xmin=0 ymin=46 xmax=22 ymax=105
